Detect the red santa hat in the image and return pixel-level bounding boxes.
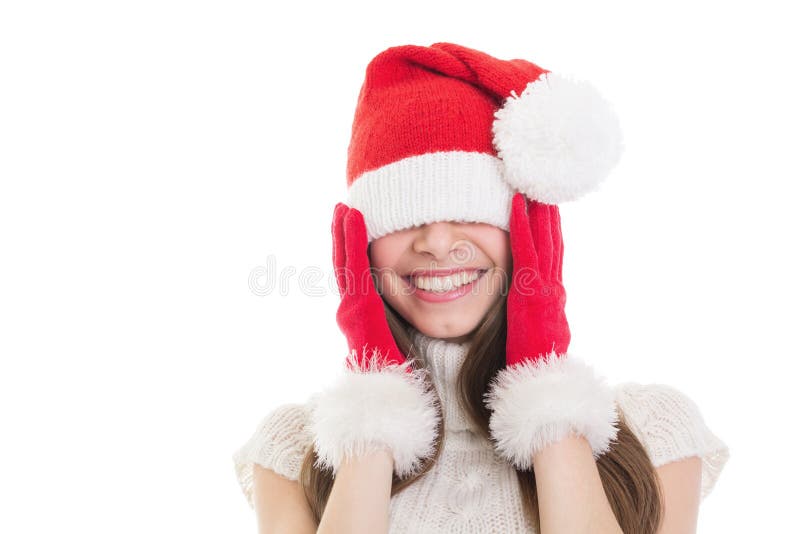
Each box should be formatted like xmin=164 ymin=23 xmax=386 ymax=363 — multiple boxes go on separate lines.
xmin=345 ymin=41 xmax=624 ymax=242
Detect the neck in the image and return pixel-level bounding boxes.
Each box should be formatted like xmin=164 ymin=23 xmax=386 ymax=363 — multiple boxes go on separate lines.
xmin=405 ymin=324 xmax=479 ymax=434
xmin=405 ymin=324 xmax=476 ymax=347
xmin=441 ymin=332 xmax=474 ymax=344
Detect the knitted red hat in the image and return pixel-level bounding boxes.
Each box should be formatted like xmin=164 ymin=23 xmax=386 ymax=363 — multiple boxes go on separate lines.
xmin=345 ymin=42 xmax=623 ymax=242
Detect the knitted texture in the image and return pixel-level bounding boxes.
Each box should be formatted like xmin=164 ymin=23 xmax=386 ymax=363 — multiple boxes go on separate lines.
xmin=345 ymin=43 xmax=623 ymax=242
xmin=232 ymin=403 xmax=313 ymax=509
xmin=613 ymin=381 xmax=730 ymax=501
xmin=232 ymin=332 xmax=730 ymax=530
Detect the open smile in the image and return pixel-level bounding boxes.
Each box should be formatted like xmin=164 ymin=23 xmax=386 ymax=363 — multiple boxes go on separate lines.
xmin=402 ymin=268 xmax=489 ymax=303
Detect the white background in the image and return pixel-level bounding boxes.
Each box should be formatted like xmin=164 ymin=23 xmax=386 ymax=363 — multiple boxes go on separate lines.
xmin=1 ymin=0 xmax=797 ymax=532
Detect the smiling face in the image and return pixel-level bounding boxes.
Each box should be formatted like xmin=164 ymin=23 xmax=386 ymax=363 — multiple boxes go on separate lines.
xmin=368 ymin=221 xmax=512 ymax=343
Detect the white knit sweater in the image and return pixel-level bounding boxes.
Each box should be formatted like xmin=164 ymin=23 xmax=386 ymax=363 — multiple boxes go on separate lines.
xmin=233 ymin=329 xmax=730 ymax=532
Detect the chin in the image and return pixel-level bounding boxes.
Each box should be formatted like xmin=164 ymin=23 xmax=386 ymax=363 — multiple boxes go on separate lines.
xmin=385 ymin=286 xmax=498 ymax=341
xmin=406 ymin=313 xmax=482 ymax=341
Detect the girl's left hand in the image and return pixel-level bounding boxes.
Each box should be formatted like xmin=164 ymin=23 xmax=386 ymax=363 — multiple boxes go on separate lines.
xmin=485 ymin=192 xmax=618 ymax=470
xmin=506 ymin=192 xmax=570 ymax=366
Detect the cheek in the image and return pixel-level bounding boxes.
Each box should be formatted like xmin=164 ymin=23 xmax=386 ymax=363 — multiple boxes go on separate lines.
xmin=498 ymin=241 xmax=512 ymax=273
xmin=494 ymin=234 xmax=512 ymax=272
xmin=368 ymin=235 xmax=409 ymax=270
xmin=374 ymin=266 xmax=402 ymax=296
xmin=472 ymin=228 xmax=512 ymax=271
xmin=486 ymin=265 xmax=510 ymax=300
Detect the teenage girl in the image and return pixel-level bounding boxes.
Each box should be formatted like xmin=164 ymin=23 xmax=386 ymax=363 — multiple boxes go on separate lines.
xmin=233 ymin=42 xmax=729 ymax=534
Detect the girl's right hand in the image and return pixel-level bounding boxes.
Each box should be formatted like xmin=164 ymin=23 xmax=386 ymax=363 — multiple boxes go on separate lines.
xmin=306 ymin=203 xmax=440 ymax=480
xmin=331 ymin=202 xmax=408 ymax=371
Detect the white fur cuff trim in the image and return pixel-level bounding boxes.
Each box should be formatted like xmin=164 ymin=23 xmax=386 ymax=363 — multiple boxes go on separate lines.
xmin=484 ymin=353 xmax=619 ymax=470
xmin=307 ymin=348 xmax=440 ymax=479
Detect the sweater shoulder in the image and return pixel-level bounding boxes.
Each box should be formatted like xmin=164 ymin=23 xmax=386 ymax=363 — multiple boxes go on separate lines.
xmin=613 ymin=381 xmax=730 ymax=501
xmin=231 ymin=403 xmax=313 ymax=509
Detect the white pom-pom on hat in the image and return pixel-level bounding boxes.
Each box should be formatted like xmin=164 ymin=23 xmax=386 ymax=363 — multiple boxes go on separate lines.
xmin=492 ymin=71 xmax=624 ymax=204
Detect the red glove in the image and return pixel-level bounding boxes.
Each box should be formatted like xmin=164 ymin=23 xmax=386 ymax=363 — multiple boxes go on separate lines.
xmin=331 ymin=202 xmax=410 ymax=372
xmin=307 ymin=203 xmax=439 ymax=479
xmin=506 ymin=192 xmax=571 ymax=365
xmin=485 ymin=192 xmax=618 ymax=469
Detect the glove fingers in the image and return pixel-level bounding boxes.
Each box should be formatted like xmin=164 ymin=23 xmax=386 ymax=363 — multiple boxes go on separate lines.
xmin=552 ymin=206 xmax=564 ymax=282
xmin=337 ymin=207 xmax=371 ymax=358
xmin=332 ymin=203 xmax=349 ymax=296
xmin=529 ymin=199 xmax=553 ymax=281
xmin=343 ymin=207 xmax=371 ymax=297
xmin=509 ymin=193 xmax=538 ymax=272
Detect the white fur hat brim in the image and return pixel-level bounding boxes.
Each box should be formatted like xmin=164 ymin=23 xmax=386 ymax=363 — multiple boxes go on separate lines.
xmin=484 ymin=352 xmax=619 ymax=470
xmin=307 ymin=347 xmax=440 ymax=479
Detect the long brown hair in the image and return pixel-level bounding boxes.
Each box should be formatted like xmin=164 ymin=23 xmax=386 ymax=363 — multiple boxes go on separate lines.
xmin=298 ymin=294 xmax=664 ymax=533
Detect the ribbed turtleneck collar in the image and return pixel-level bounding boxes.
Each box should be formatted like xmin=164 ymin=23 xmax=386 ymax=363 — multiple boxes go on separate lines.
xmin=406 ymin=326 xmax=479 ymax=434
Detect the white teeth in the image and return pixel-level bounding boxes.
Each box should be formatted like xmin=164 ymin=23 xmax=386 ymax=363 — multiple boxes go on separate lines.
xmin=411 ymin=270 xmax=482 ymax=293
